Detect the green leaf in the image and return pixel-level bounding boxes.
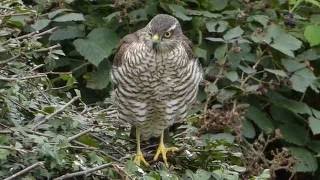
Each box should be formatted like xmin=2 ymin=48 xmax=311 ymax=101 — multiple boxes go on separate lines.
xmin=168 ymin=4 xmax=192 ymax=21
xmin=241 ymin=119 xmax=256 ymax=138
xmin=225 ymin=71 xmax=238 ymax=82
xmin=31 ymin=19 xmax=51 ymax=31
xmin=0 ymin=149 xmax=10 ymax=160
xmin=73 ymin=28 xmax=118 ymax=66
xmin=248 ymin=15 xmax=269 ymax=27
xmin=279 ymin=123 xmax=309 ymax=145
xmin=128 ymin=9 xmax=147 ymax=24
xmin=251 ymin=25 xmax=302 ymax=57
xmin=267 ymin=91 xmax=312 ymax=115
xmin=246 ymin=106 xmax=274 ymax=134
xmin=265 ymin=68 xmax=287 ymax=77
xmin=289 ymin=147 xmax=318 ymax=172
xmin=268 ymin=25 xmax=302 ymax=57
xmin=289 ymin=68 xmax=316 ymax=93
xmin=206 ymin=20 xmax=229 ymax=32
xmin=48 ymin=9 xmax=72 ymax=19
xmin=223 ymin=26 xmax=244 ymax=40
xmin=53 ymin=13 xmax=85 ymax=22
xmin=85 ymin=60 xmax=111 ymax=89
xmin=309 ymin=117 xmax=320 ymax=135
xmin=50 ymin=25 xmax=85 ymax=41
xmin=209 ymin=0 xmax=229 ymax=11
xmin=281 ymin=58 xmax=306 ymax=72
xmin=304 ymin=25 xmax=320 ymax=46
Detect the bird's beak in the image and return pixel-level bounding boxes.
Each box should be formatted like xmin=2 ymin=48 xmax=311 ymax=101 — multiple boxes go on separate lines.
xmin=152 ymin=34 xmax=160 ymax=49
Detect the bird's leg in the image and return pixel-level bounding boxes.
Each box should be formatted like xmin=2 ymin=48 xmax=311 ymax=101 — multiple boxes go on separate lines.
xmin=153 ymin=130 xmax=179 ymax=167
xmin=133 ymin=128 xmax=149 ymax=166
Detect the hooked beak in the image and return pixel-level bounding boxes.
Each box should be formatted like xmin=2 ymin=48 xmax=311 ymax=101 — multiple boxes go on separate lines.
xmin=152 ymin=34 xmax=160 ymax=49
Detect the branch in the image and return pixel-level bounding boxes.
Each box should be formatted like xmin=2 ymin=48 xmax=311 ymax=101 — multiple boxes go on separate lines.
xmin=32 ymin=96 xmax=80 ymax=130
xmin=53 ymin=163 xmax=113 ymax=180
xmin=4 ymin=161 xmax=44 ymax=180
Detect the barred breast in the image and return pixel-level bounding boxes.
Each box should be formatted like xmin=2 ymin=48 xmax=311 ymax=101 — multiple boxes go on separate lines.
xmin=111 ymin=40 xmax=202 ymax=140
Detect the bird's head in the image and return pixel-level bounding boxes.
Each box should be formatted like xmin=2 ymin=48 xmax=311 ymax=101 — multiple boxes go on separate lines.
xmin=146 ymin=14 xmax=183 ymax=52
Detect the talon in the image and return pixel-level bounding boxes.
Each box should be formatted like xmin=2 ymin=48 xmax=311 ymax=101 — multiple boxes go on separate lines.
xmin=153 ymin=131 xmax=178 ymax=167
xmin=134 ymin=151 xmax=149 ymax=166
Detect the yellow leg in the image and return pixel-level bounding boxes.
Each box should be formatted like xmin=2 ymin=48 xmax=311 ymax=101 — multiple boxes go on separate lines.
xmin=153 ymin=131 xmax=179 ymax=167
xmin=133 ymin=128 xmax=149 ymax=166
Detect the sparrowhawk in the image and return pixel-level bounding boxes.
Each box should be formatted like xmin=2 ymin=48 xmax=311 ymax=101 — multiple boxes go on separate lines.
xmin=111 ymin=14 xmax=203 ymax=166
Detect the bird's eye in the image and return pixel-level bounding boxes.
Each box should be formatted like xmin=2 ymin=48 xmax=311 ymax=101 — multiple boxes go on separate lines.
xmin=164 ymin=31 xmax=172 ymax=38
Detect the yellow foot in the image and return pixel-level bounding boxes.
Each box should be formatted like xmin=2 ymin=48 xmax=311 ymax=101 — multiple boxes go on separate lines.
xmin=134 ymin=151 xmax=149 ymax=166
xmin=153 ymin=143 xmax=179 ymax=167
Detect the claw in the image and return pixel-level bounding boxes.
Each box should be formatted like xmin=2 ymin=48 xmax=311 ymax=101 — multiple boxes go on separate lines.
xmin=153 ymin=131 xmax=178 ymax=167
xmin=134 ymin=151 xmax=150 ymax=166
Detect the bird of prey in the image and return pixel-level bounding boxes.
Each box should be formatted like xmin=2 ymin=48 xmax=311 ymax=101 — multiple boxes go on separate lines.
xmin=111 ymin=14 xmax=203 ymax=166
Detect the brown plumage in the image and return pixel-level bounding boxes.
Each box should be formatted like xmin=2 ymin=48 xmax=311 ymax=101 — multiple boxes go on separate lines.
xmin=111 ymin=14 xmax=202 ymax=166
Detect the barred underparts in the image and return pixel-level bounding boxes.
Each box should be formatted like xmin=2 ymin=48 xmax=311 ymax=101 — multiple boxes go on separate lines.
xmin=111 ymin=14 xmax=203 ymax=141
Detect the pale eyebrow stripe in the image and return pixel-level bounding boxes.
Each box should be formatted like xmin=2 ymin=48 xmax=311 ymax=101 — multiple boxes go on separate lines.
xmin=166 ymin=22 xmax=177 ymax=32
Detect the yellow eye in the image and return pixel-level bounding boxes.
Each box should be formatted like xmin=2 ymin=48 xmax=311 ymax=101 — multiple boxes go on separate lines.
xmin=164 ymin=31 xmax=172 ymax=38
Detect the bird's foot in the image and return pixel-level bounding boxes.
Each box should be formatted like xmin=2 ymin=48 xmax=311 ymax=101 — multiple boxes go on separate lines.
xmin=134 ymin=151 xmax=149 ymax=167
xmin=153 ymin=142 xmax=178 ymax=167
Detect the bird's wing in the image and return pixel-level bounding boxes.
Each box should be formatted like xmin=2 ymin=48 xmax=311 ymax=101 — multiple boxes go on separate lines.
xmin=113 ymin=32 xmax=139 ymax=66
xmin=181 ymin=35 xmax=195 ymax=61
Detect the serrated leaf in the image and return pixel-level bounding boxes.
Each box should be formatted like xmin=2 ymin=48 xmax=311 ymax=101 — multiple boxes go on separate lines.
xmin=309 ymin=117 xmax=320 ymax=135
xmin=304 ymin=25 xmax=320 ymax=46
xmin=289 ymin=147 xmax=318 ymax=172
xmin=54 ymin=13 xmax=85 ymax=22
xmin=73 ymin=28 xmax=118 ymax=66
xmin=50 ymin=25 xmax=85 ymax=41
xmin=223 ymin=26 xmax=244 ymax=40
xmin=289 ymin=68 xmax=316 ymax=93
xmin=246 ymin=106 xmax=274 ymax=134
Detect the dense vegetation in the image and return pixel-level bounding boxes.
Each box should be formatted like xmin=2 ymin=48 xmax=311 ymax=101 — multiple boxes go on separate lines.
xmin=1 ymin=0 xmax=320 ymax=179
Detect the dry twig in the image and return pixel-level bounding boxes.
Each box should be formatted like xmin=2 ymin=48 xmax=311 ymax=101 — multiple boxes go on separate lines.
xmin=4 ymin=161 xmax=44 ymax=180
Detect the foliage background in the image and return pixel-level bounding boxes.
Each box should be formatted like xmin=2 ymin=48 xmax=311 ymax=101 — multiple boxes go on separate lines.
xmin=1 ymin=0 xmax=320 ymax=179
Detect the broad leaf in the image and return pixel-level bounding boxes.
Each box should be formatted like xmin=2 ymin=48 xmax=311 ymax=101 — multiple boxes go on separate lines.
xmin=304 ymin=25 xmax=320 ymax=46
xmin=246 ymin=106 xmax=274 ymax=134
xmin=73 ymin=28 xmax=118 ymax=66
xmin=54 ymin=13 xmax=85 ymax=22
xmin=168 ymin=4 xmax=192 ymax=21
xmin=223 ymin=26 xmax=244 ymax=40
xmin=50 ymin=25 xmax=85 ymax=41
xmin=309 ymin=117 xmax=320 ymax=135
xmin=289 ymin=147 xmax=318 ymax=172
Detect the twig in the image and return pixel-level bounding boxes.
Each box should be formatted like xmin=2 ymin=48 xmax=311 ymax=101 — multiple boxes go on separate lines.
xmin=32 ymin=96 xmax=80 ymax=130
xmin=4 ymin=161 xmax=44 ymax=180
xmin=0 ymin=74 xmax=48 ymax=81
xmin=33 ymin=44 xmax=61 ymax=52
xmin=0 ymin=145 xmax=29 ymax=153
xmin=2 ymin=27 xmax=57 ymax=45
xmin=68 ymin=128 xmax=93 ymax=142
xmin=53 ymin=163 xmax=113 ymax=180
